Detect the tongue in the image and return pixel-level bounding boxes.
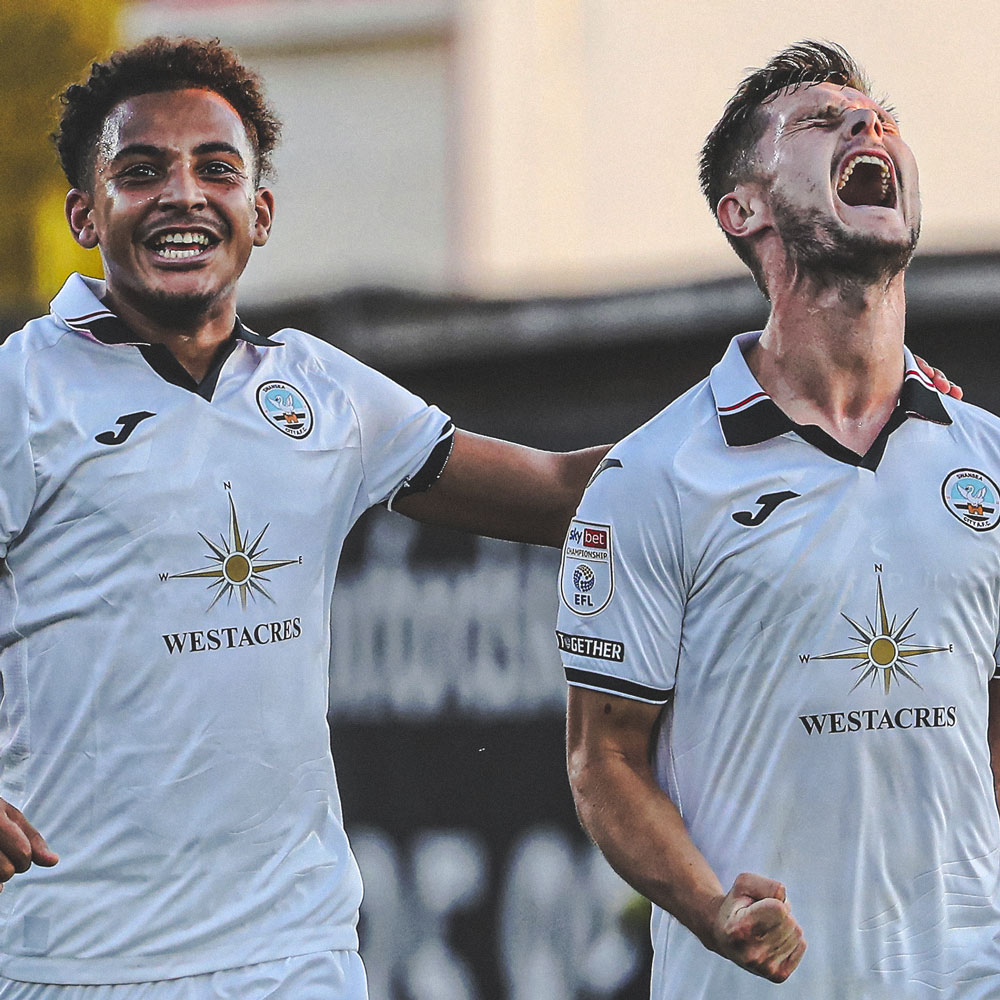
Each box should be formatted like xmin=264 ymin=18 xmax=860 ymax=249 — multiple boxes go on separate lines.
xmin=839 ymin=162 xmax=887 ymax=207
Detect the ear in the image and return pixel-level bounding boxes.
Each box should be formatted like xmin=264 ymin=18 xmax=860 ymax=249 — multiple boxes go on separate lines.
xmin=65 ymin=189 xmax=99 ymax=249
xmin=252 ymin=187 xmax=275 ymax=247
xmin=717 ymin=186 xmax=772 ymax=240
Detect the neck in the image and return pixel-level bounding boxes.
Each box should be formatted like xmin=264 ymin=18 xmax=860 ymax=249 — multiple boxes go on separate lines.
xmin=102 ymin=288 xmax=237 ymax=383
xmin=745 ymin=267 xmax=907 ymax=455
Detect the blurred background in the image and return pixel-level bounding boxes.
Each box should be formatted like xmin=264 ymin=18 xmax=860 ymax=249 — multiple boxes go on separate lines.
xmin=2 ymin=2 xmax=998 ymax=997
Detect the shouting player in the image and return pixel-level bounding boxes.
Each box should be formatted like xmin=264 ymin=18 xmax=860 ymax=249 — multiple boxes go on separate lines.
xmin=559 ymin=41 xmax=1000 ymax=999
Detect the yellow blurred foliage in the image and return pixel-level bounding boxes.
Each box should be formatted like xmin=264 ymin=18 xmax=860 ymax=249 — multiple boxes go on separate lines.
xmin=0 ymin=0 xmax=119 ymax=312
xmin=32 ymin=187 xmax=104 ymax=306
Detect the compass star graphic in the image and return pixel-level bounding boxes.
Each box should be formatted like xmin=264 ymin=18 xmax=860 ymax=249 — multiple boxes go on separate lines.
xmin=170 ymin=494 xmax=299 ymax=610
xmin=812 ymin=577 xmax=949 ymax=695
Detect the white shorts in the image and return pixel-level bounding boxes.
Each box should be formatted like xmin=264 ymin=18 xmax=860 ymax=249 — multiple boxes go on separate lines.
xmin=0 ymin=950 xmax=367 ymax=1000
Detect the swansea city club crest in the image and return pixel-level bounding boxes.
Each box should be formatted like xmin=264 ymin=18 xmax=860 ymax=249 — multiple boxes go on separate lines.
xmin=941 ymin=468 xmax=1000 ymax=532
xmin=256 ymin=380 xmax=314 ymax=439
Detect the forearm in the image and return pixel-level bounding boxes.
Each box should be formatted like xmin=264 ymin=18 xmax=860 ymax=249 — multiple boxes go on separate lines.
xmin=567 ymin=687 xmax=804 ymax=980
xmin=568 ymin=737 xmax=724 ymax=947
xmin=395 ymin=431 xmax=611 ymax=547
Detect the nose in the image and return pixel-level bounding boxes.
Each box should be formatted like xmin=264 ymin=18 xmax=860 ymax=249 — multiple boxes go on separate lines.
xmin=847 ymin=108 xmax=884 ymax=140
xmin=159 ymin=163 xmax=207 ymax=210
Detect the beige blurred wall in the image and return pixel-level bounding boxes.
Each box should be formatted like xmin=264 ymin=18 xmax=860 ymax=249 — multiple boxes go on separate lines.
xmin=457 ymin=0 xmax=1000 ymax=295
xmin=116 ymin=0 xmax=1000 ymax=301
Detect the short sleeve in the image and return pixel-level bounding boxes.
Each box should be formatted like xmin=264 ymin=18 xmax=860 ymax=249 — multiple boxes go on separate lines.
xmin=0 ymin=352 xmax=35 ymax=558
xmin=334 ymin=354 xmax=451 ymax=509
xmin=555 ymin=447 xmax=686 ymax=703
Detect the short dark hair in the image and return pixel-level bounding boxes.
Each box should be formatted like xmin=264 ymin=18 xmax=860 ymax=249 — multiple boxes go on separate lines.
xmin=698 ymin=41 xmax=871 ymax=292
xmin=54 ymin=36 xmax=282 ymax=190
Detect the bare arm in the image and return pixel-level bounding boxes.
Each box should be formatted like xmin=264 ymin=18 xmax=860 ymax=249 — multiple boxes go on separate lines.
xmin=567 ymin=685 xmax=805 ymax=983
xmin=393 ymin=430 xmax=611 ymax=547
xmin=988 ymin=679 xmax=1000 ymax=815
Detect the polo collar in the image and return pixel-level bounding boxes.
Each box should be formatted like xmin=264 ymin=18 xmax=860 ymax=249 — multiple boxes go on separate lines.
xmin=49 ymin=272 xmax=282 ymax=349
xmin=710 ymin=330 xmax=952 ymax=468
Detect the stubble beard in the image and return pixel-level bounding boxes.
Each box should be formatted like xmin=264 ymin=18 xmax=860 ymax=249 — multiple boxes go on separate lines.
xmin=140 ymin=287 xmax=226 ymax=329
xmin=770 ymin=190 xmax=920 ymax=290
xmin=127 ymin=270 xmax=240 ymax=331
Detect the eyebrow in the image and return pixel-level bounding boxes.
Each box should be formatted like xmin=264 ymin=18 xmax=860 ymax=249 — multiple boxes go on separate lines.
xmin=110 ymin=143 xmax=163 ymax=163
xmin=193 ymin=142 xmax=245 ymax=162
xmin=110 ymin=141 xmax=246 ymax=163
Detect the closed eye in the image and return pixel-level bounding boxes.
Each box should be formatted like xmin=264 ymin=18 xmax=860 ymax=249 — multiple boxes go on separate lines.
xmin=787 ymin=109 xmax=844 ymax=133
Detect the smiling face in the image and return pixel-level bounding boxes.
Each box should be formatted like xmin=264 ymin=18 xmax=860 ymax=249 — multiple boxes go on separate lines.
xmin=66 ymin=88 xmax=273 ymax=328
xmin=750 ymin=82 xmax=920 ymax=284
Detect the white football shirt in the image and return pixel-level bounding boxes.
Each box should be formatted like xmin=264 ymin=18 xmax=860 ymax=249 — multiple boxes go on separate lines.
xmin=0 ymin=274 xmax=453 ymax=984
xmin=557 ymin=332 xmax=1000 ymax=999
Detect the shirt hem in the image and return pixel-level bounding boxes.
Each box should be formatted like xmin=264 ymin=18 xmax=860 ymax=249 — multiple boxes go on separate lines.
xmin=0 ymin=926 xmax=359 ymax=985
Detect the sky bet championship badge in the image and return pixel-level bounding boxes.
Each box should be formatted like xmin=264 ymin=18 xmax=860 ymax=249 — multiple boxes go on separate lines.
xmin=256 ymin=380 xmax=314 ymax=438
xmin=941 ymin=469 xmax=1000 ymax=531
xmin=560 ymin=520 xmax=614 ymax=616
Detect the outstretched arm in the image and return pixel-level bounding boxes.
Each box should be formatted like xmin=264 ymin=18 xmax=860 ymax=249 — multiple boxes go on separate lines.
xmin=393 ymin=430 xmax=611 ymax=547
xmin=567 ymin=685 xmax=806 ymax=983
xmin=395 ymin=357 xmax=958 ymax=550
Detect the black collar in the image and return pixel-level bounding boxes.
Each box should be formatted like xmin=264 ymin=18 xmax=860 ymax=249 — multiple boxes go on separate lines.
xmin=718 ymin=371 xmax=952 ymax=472
xmin=83 ymin=314 xmax=282 ymax=401
xmin=85 ymin=313 xmax=280 ymax=349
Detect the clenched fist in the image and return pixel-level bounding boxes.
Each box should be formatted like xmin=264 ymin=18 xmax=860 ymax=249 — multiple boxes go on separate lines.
xmin=709 ymin=872 xmax=806 ymax=983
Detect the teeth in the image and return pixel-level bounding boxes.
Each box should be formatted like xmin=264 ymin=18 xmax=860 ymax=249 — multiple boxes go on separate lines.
xmin=157 ymin=247 xmax=204 ymax=259
xmin=837 ymin=153 xmax=892 ymax=191
xmin=153 ymin=231 xmax=211 ymax=247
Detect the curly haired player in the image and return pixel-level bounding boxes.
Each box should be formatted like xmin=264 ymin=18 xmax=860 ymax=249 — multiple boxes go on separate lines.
xmin=0 ymin=36 xmax=607 ymax=999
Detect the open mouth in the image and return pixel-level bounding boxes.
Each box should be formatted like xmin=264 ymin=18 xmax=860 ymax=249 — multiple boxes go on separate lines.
xmin=836 ymin=153 xmax=897 ymax=209
xmin=145 ymin=230 xmax=219 ymax=260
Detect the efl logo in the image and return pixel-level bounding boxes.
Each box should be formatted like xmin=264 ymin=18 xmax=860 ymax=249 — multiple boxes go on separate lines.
xmin=583 ymin=528 xmax=608 ymax=550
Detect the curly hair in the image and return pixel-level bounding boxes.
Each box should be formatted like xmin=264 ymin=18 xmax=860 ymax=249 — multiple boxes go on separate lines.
xmin=54 ymin=36 xmax=282 ymax=190
xmin=698 ymin=41 xmax=872 ymax=294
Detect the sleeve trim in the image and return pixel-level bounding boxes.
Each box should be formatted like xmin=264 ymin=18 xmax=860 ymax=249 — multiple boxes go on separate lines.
xmin=564 ymin=665 xmax=671 ymax=704
xmin=384 ymin=420 xmax=455 ymax=511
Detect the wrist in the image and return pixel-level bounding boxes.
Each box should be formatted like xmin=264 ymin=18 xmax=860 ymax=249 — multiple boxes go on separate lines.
xmin=675 ymin=886 xmax=728 ymax=953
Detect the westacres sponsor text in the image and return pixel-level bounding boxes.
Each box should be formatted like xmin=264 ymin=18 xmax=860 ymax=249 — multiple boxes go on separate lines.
xmin=799 ymin=705 xmax=956 ymax=735
xmin=162 ymin=617 xmax=302 ymax=654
